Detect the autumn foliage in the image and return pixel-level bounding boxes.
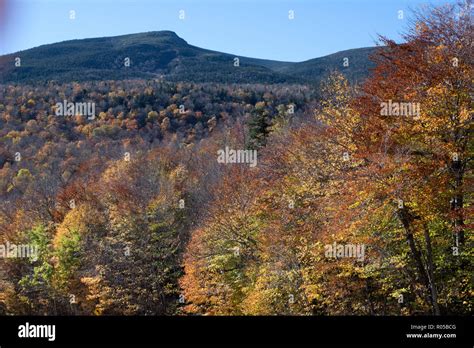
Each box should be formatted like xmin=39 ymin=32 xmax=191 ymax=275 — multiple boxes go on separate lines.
xmin=0 ymin=2 xmax=472 ymax=316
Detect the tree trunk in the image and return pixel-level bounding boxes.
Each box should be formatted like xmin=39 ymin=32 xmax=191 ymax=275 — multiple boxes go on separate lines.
xmin=423 ymin=224 xmax=440 ymax=315
xmin=397 ymin=208 xmax=440 ymax=315
xmin=451 ymin=157 xmax=465 ymax=246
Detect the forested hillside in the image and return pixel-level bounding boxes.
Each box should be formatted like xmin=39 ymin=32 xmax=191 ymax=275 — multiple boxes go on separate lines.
xmin=0 ymin=31 xmax=376 ymax=84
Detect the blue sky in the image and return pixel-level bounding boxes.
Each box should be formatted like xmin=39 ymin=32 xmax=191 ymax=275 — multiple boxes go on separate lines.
xmin=0 ymin=0 xmax=449 ymax=61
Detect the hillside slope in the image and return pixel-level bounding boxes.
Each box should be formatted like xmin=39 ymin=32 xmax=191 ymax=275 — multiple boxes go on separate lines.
xmin=0 ymin=31 xmax=378 ymax=84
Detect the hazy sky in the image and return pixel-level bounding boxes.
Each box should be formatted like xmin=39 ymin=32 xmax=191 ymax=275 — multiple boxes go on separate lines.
xmin=0 ymin=0 xmax=449 ymax=61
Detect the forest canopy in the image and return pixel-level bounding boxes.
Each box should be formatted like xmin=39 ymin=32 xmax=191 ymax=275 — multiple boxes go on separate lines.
xmin=0 ymin=1 xmax=472 ymax=316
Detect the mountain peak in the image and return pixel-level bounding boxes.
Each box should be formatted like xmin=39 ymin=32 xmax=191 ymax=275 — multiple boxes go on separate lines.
xmin=131 ymin=30 xmax=184 ymax=40
xmin=0 ymin=31 xmax=376 ymax=84
xmin=112 ymin=30 xmax=188 ymax=46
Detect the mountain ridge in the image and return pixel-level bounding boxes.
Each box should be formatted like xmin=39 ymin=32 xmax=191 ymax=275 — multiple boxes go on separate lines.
xmin=0 ymin=31 xmax=378 ymax=84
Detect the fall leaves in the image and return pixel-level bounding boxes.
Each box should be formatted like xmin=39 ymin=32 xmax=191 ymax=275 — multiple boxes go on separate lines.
xmin=0 ymin=2 xmax=472 ymax=316
xmin=181 ymin=2 xmax=472 ymax=315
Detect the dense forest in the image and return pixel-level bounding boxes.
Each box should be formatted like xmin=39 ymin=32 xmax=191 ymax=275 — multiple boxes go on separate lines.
xmin=0 ymin=2 xmax=472 ymax=316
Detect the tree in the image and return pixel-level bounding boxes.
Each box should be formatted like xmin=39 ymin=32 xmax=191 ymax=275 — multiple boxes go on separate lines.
xmin=247 ymin=102 xmax=272 ymax=149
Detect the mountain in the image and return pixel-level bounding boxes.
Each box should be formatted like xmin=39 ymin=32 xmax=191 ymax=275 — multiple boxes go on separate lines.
xmin=0 ymin=31 xmax=378 ymax=84
xmin=275 ymin=47 xmax=378 ymax=84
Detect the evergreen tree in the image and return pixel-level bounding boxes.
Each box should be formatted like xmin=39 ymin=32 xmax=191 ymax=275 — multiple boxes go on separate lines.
xmin=247 ymin=102 xmax=272 ymax=149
